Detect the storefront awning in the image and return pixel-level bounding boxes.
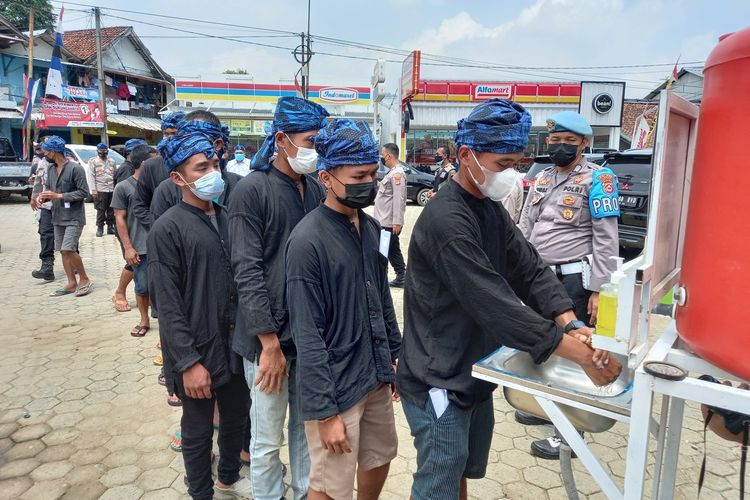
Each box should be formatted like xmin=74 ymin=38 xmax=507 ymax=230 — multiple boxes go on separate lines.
xmin=106 ymin=114 xmax=162 ymax=131
xmin=0 ymin=110 xmax=22 ymax=119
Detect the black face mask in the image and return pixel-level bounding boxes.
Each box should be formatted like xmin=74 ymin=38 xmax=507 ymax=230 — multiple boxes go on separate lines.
xmin=548 ymin=143 xmax=580 ymax=167
xmin=330 ymin=174 xmax=377 ymax=209
xmin=380 ymin=156 xmax=387 ymax=165
xmin=98 ymin=152 xmax=107 ymax=158
xmin=434 ymin=154 xmax=443 ymax=163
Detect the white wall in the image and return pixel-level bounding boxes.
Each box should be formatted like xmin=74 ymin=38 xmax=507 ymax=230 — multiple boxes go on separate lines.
xmin=103 ymin=37 xmax=152 ymax=77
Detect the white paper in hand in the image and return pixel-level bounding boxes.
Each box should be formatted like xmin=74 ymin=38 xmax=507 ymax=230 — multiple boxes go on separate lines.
xmin=379 ymin=229 xmax=391 ymax=257
xmin=429 ymin=387 xmax=450 ymax=419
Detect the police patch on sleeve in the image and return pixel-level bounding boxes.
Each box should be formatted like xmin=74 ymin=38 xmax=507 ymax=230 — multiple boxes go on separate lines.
xmin=589 ymin=168 xmax=620 ymax=219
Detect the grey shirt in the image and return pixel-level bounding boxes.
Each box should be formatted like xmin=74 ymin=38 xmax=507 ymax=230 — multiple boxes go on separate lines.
xmin=111 ymin=177 xmax=148 ymax=255
xmin=45 ymin=160 xmax=89 ymax=227
xmin=519 ymin=160 xmax=619 ymax=291
xmin=373 ymin=164 xmax=407 ymax=227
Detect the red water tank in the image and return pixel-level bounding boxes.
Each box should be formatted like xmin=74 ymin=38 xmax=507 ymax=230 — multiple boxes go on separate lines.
xmin=677 ymin=27 xmax=750 ymax=380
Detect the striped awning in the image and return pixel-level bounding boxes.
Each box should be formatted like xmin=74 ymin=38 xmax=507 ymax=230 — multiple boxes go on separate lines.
xmin=106 ymin=114 xmax=162 ymax=131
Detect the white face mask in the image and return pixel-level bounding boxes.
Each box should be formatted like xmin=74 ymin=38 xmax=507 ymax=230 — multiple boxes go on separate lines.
xmin=283 ymin=133 xmax=318 ymax=174
xmin=467 ymin=150 xmax=517 ymax=201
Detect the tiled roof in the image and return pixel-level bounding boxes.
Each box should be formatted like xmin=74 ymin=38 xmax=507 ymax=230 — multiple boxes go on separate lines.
xmin=61 ymin=26 xmax=129 ymax=61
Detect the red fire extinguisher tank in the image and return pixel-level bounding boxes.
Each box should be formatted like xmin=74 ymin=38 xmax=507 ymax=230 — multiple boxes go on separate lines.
xmin=677 ymin=27 xmax=750 ymax=380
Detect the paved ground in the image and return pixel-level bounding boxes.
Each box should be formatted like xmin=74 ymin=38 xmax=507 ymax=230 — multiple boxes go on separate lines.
xmin=0 ymin=197 xmax=745 ymax=499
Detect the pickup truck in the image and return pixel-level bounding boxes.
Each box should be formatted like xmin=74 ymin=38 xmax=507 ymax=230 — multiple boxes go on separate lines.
xmin=0 ymin=162 xmax=33 ymax=200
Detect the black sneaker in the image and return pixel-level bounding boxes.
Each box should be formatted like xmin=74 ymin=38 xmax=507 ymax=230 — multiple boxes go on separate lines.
xmin=96 ymin=227 xmax=104 ymax=237
xmin=514 ymin=410 xmax=552 ymax=426
xmin=530 ymin=432 xmax=582 ymax=460
xmin=107 ymin=226 xmax=117 ymax=235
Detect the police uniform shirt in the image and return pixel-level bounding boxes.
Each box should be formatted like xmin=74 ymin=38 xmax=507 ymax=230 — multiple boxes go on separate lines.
xmin=373 ymin=164 xmax=407 ymax=228
xmin=519 ymin=159 xmax=620 ymax=291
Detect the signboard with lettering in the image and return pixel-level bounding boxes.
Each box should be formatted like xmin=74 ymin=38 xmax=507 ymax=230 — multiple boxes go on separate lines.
xmin=41 ymin=98 xmax=104 ymax=128
xmin=593 ymin=93 xmax=614 ymax=114
xmin=578 ymin=81 xmax=626 ymax=127
xmin=319 ymin=87 xmax=358 ymax=104
xmin=229 ymin=119 xmax=253 ymax=135
xmin=473 ymin=83 xmax=513 ymax=100
xmin=401 ymin=50 xmax=421 ymax=103
xmin=62 ymin=85 xmax=100 ymax=101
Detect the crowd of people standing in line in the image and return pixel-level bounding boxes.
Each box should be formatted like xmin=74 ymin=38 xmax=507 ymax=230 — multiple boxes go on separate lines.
xmin=25 ymin=95 xmax=623 ymax=500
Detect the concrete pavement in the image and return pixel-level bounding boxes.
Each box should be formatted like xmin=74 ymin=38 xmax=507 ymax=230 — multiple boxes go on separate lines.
xmin=0 ymin=197 xmax=744 ymax=499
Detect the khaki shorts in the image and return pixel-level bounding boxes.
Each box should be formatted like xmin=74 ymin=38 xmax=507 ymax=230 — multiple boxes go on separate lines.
xmin=305 ymin=383 xmax=398 ymax=498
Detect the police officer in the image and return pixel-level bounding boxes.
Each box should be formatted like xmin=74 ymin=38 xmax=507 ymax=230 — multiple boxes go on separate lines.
xmin=518 ymin=110 xmax=621 ymax=460
xmin=427 ymin=146 xmax=456 ymax=199
xmin=374 ymin=142 xmax=408 ymax=287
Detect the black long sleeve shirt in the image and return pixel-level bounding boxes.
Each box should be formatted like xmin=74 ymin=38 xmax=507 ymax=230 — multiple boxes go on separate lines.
xmin=397 ymin=180 xmax=574 ymax=409
xmin=286 ymin=204 xmax=402 ymax=420
xmin=228 ymin=167 xmax=325 ymax=362
xmin=113 ymin=160 xmax=134 ymax=187
xmin=150 ymin=171 xmax=243 ymax=223
xmin=132 ymin=156 xmax=168 ymax=229
xmin=147 ymin=201 xmax=241 ymax=399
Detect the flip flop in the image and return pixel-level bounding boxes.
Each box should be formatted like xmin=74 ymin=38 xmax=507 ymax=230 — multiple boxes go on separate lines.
xmin=75 ymin=281 xmax=94 ymax=297
xmin=130 ymin=324 xmax=150 ymax=337
xmin=49 ymin=288 xmax=75 ymax=297
xmin=167 ymin=394 xmax=182 ymax=407
xmin=153 ymin=354 xmax=163 ymax=366
xmin=112 ymin=294 xmax=132 ymax=312
xmin=169 ymin=431 xmax=182 ymax=452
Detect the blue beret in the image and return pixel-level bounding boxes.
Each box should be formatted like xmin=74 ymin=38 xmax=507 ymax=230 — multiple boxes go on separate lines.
xmin=546 ymin=111 xmax=592 ymax=137
xmin=455 ymin=99 xmax=531 ymax=154
xmin=313 ymin=119 xmax=379 ymax=171
xmin=124 ymin=138 xmax=147 ymax=155
xmin=96 ymin=142 xmax=108 ymax=150
xmin=251 ymin=96 xmax=330 ymax=171
xmin=161 ymin=111 xmax=186 ymax=130
xmin=41 ymin=135 xmax=66 ymax=154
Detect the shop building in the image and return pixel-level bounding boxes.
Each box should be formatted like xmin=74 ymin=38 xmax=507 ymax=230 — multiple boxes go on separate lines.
xmin=171 ymin=79 xmax=372 ymax=154
xmin=392 ymin=79 xmax=626 ymax=165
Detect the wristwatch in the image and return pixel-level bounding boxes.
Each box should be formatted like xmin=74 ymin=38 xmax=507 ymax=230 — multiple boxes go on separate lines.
xmin=563 ymin=320 xmax=586 ymax=334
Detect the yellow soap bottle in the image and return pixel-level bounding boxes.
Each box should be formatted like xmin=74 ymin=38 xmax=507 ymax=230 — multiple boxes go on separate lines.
xmin=596 ymin=257 xmax=625 ymax=338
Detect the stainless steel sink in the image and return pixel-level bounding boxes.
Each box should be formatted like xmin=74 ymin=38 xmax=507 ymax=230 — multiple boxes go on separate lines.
xmin=473 ymin=348 xmax=633 ymax=433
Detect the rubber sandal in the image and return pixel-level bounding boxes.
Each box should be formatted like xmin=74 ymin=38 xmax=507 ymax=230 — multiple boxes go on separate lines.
xmin=112 ymin=294 xmax=132 ymax=312
xmin=49 ymin=288 xmax=75 ymax=297
xmin=74 ymin=281 xmax=94 ymax=297
xmin=158 ymin=370 xmax=166 ymax=386
xmin=153 ymin=354 xmax=163 ymax=366
xmin=130 ymin=325 xmax=150 ymax=337
xmin=169 ymin=431 xmax=182 ymax=452
xmin=167 ymin=394 xmax=182 ymax=407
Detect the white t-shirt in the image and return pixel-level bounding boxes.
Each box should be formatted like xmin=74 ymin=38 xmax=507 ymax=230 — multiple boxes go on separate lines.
xmin=226 ymin=159 xmax=251 ymax=177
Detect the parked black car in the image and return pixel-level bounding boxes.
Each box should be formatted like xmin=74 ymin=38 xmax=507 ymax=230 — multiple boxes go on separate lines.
xmin=377 ymin=162 xmax=434 ymax=207
xmin=602 ymin=149 xmax=652 ymax=250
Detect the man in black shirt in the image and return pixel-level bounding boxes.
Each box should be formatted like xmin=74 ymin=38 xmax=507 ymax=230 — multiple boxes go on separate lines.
xmin=113 ymin=138 xmax=147 ymax=187
xmin=397 ymin=99 xmax=622 ymax=500
xmin=286 ymin=119 xmax=401 ymax=500
xmin=148 ymin=130 xmax=251 ymax=500
xmin=229 ymin=96 xmax=328 ymax=499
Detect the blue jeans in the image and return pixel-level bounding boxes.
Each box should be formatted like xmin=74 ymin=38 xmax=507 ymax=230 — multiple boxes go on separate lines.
xmin=243 ymin=357 xmax=309 ymax=500
xmin=401 ymin=396 xmax=494 ymax=500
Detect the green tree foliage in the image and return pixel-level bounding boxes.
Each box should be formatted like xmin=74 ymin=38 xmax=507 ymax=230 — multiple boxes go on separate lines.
xmin=0 ymin=0 xmax=56 ymax=31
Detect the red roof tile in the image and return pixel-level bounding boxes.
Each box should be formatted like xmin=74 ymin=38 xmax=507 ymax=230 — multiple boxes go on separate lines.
xmin=622 ymin=101 xmax=658 ymax=146
xmin=60 ymin=26 xmax=129 ymax=61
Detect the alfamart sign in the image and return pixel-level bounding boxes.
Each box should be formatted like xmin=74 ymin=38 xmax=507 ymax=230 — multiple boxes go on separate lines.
xmin=473 ymin=84 xmax=513 ymax=100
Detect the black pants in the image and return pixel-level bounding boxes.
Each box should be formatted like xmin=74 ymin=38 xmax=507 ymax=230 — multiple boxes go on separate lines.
xmin=558 ymin=272 xmax=593 ymax=326
xmin=385 ymin=227 xmax=406 ymax=276
xmin=181 ymin=374 xmax=249 ymax=500
xmin=94 ymin=191 xmax=114 ymax=228
xmin=38 ymin=208 xmax=54 ymax=261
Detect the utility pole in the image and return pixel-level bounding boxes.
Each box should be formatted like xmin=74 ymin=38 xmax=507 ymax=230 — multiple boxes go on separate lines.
xmin=305 ymin=0 xmax=311 ymax=98
xmin=94 ymin=7 xmax=108 ymax=144
xmin=25 ymin=7 xmax=34 ymax=160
